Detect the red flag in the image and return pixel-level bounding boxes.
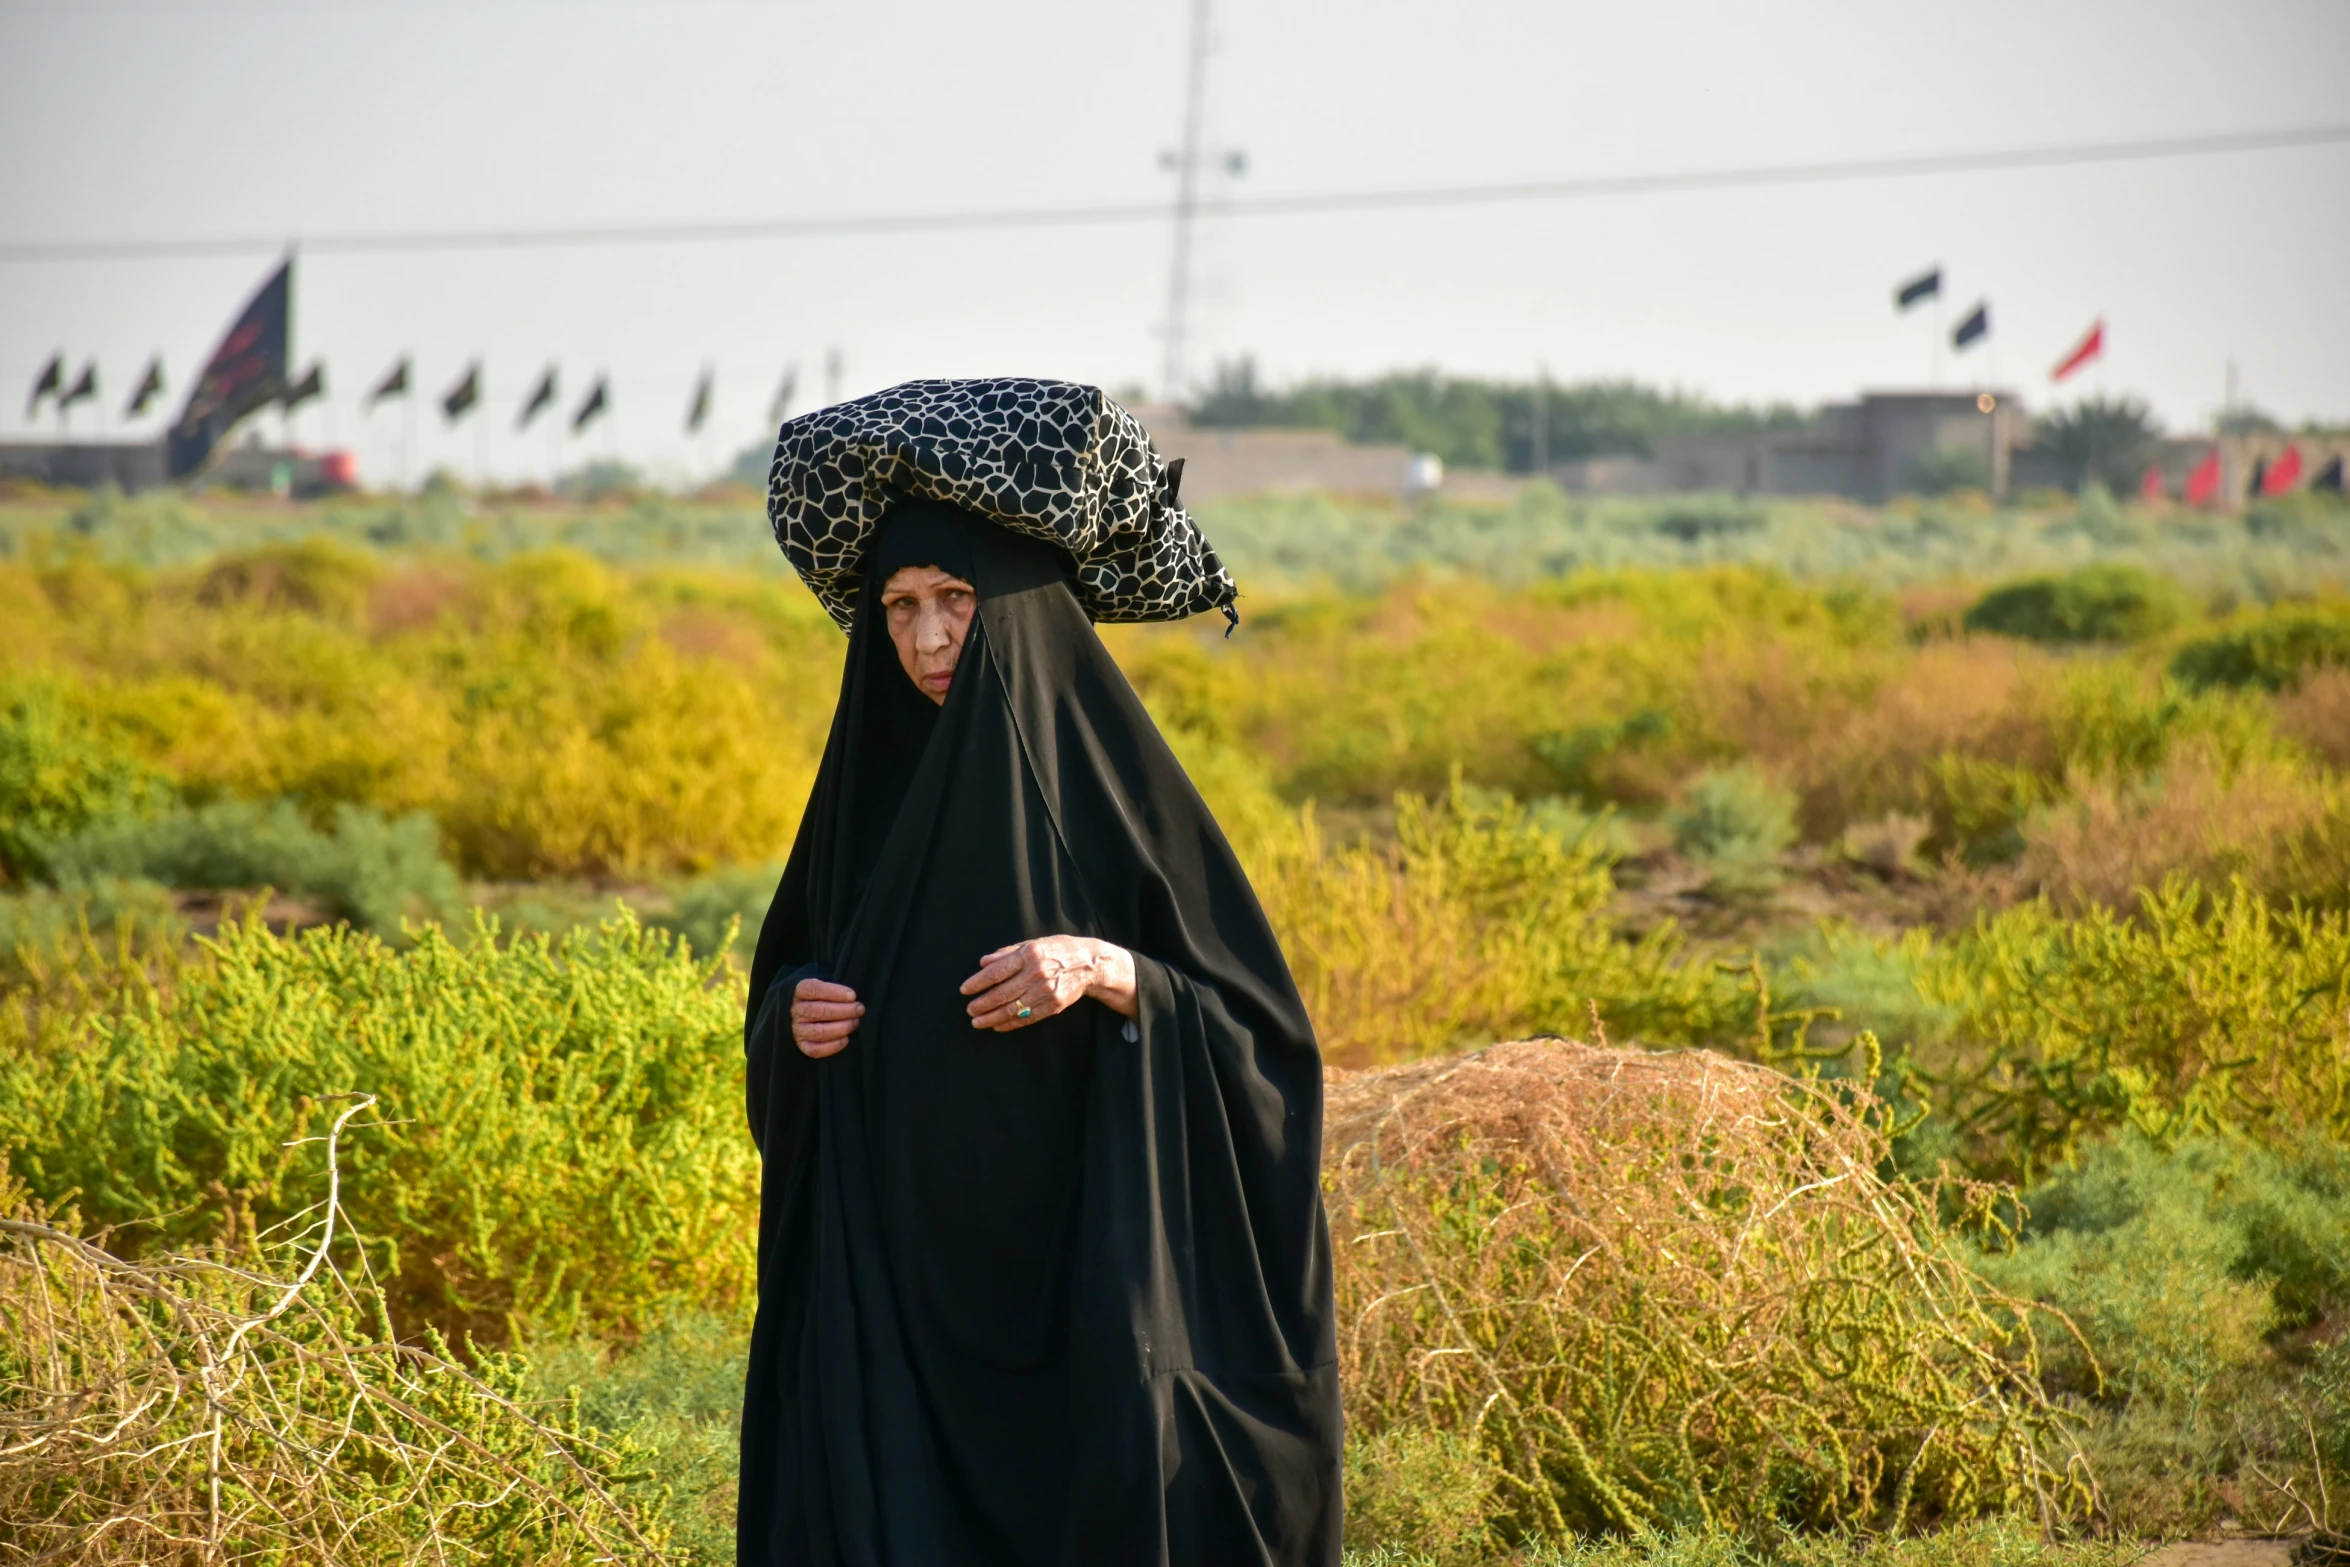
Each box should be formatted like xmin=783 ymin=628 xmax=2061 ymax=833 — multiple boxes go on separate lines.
xmin=2184 ymin=450 xmax=2221 ymax=505
xmin=2262 ymin=444 xmax=2303 ymax=494
xmin=2050 ymin=318 xmax=2104 ymax=382
xmin=2139 ymin=463 xmax=2167 ymax=501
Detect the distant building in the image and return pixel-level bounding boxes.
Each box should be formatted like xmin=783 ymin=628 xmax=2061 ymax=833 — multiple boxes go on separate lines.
xmin=0 ymin=440 xmax=168 ymax=491
xmin=1554 ymin=390 xmax=2026 ymax=503
xmin=0 ymin=435 xmax=354 ymax=497
xmin=1130 ymin=403 xmax=1425 ymax=503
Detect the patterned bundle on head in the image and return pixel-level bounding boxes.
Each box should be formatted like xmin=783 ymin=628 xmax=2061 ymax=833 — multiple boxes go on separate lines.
xmin=765 ymin=377 xmax=1238 ymax=631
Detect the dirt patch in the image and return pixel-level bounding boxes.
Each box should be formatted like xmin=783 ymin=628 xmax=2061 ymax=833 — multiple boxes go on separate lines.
xmin=2139 ymin=1540 xmax=2295 ymax=1567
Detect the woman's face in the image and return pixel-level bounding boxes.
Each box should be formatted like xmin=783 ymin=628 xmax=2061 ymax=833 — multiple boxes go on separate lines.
xmin=880 ymin=564 xmax=977 ymax=704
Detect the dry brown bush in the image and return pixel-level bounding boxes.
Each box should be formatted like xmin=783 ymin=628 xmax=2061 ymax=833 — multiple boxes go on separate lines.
xmin=1784 ymin=643 xmax=2042 ymax=841
xmin=1325 ymin=1039 xmax=2091 ymax=1543
xmin=2018 ymin=744 xmax=2350 ymax=912
xmin=0 ymin=1099 xmax=658 ymax=1564
xmin=2276 ymin=666 xmax=2350 ymax=770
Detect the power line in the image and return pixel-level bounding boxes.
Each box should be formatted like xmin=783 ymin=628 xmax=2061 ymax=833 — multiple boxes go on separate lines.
xmin=3 ymin=122 xmax=2344 ymax=264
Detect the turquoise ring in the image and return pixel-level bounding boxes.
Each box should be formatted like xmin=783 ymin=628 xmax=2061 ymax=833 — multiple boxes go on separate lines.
xmin=1016 ymin=1005 xmax=1034 ymax=1019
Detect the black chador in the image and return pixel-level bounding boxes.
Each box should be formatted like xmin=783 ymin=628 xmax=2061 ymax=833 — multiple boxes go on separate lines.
xmin=741 ymin=500 xmax=1342 ymax=1565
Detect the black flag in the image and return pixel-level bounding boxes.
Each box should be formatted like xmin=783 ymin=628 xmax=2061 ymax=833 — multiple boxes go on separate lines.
xmin=58 ymin=361 xmax=99 ymax=412
xmin=442 ymin=363 xmax=481 ymax=424
xmin=281 ymin=361 xmax=325 ymax=413
xmin=518 ymin=365 xmax=558 ymax=430
xmin=1895 ymin=266 xmax=1942 ymax=311
xmin=686 ymin=367 xmax=713 ymax=434
xmin=167 ymin=258 xmax=291 ymax=478
xmin=1952 ymin=302 xmax=1990 ymax=351
xmin=571 ymin=376 xmax=609 ymax=433
xmin=368 ymin=357 xmax=411 ymax=407
xmin=26 ymin=353 xmax=63 ymax=417
xmin=2313 ymin=455 xmax=2345 ymax=495
xmin=125 ymin=356 xmax=165 ymax=418
xmin=767 ymin=366 xmax=798 ymax=432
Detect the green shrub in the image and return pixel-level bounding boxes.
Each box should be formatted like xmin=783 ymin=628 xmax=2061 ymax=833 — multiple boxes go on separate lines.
xmin=1962 ymin=564 xmax=2193 ymax=645
xmin=42 ymin=797 xmax=461 ymax=936
xmin=533 ymin=1313 xmax=748 ymax=1565
xmin=1670 ymin=764 xmax=1798 ymax=894
xmin=0 ymin=682 xmax=167 ymax=882
xmin=2170 ymin=602 xmax=2350 ymax=691
xmin=0 ymin=910 xmax=755 ymax=1342
xmin=0 ymin=876 xmax=180 ymax=974
xmin=654 ymin=861 xmax=779 ymax=963
xmin=2310 ymin=1337 xmax=2350 ymax=1483
xmin=1916 ymin=880 xmax=2350 ymax=1181
xmin=1533 ymin=707 xmax=1677 ymax=804
xmin=1978 ymin=1138 xmax=2276 ymax=1408
xmin=1907 ymin=446 xmax=1992 ymax=497
xmin=1342 ymin=1428 xmax=1500 ymax=1564
xmin=192 ymin=535 xmax=383 ymax=622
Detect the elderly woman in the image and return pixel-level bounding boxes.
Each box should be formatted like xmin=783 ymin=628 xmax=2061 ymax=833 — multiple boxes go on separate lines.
xmin=741 ymin=381 xmax=1340 ymax=1567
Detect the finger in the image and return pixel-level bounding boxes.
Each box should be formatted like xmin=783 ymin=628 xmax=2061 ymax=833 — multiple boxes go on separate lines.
xmin=973 ymin=990 xmax=1063 ymax=1030
xmin=964 ymin=974 xmax=1035 ymax=1017
xmin=792 ymin=999 xmax=865 ymax=1022
xmin=958 ymin=949 xmax=1032 ymax=997
xmin=795 ymin=979 xmax=858 ymax=1003
xmin=798 ymin=1035 xmax=850 ymax=1059
xmin=796 ymin=1020 xmax=859 ymax=1045
xmin=987 ymin=998 xmax=1064 ymax=1032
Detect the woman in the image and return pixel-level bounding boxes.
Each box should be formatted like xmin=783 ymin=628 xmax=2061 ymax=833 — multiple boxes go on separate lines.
xmin=741 ymin=380 xmax=1340 ymax=1566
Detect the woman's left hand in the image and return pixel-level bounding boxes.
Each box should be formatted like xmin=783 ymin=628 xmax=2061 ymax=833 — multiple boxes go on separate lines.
xmin=961 ymin=935 xmax=1139 ymax=1031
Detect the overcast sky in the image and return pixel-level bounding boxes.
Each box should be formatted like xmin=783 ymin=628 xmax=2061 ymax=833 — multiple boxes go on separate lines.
xmin=2 ymin=0 xmax=2345 ymax=486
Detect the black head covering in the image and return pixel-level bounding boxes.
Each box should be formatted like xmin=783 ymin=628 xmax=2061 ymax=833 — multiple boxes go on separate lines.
xmin=742 ymin=504 xmax=1339 ymax=1566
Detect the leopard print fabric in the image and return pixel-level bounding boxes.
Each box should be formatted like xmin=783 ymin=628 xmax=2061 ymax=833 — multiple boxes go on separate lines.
xmin=765 ymin=377 xmax=1237 ymax=631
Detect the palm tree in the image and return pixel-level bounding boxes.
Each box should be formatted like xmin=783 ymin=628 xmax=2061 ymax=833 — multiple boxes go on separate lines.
xmin=2035 ymin=395 xmax=2162 ymax=492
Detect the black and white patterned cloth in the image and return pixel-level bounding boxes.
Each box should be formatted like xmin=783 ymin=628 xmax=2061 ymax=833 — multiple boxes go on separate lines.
xmin=766 ymin=377 xmax=1237 ymax=631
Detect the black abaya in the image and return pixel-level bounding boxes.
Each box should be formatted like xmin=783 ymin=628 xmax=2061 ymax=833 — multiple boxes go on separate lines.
xmin=741 ymin=503 xmax=1341 ymax=1567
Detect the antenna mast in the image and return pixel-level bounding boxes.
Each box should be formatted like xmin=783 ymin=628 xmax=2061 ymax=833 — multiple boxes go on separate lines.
xmin=1161 ymin=0 xmax=1212 ymax=403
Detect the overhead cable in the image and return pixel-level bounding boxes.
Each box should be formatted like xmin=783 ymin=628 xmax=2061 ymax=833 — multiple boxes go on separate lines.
xmin=3 ymin=122 xmax=2344 ymax=264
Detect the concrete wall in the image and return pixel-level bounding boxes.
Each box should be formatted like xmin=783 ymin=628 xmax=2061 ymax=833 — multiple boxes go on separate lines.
xmin=1583 ymin=391 xmax=2022 ymax=503
xmin=0 ymin=438 xmax=354 ymax=496
xmin=0 ymin=440 xmax=168 ymax=490
xmin=1131 ymin=403 xmax=1421 ymax=503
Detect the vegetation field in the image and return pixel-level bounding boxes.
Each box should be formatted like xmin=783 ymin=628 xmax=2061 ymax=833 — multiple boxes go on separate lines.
xmin=4 ymin=478 xmax=2349 ymax=1563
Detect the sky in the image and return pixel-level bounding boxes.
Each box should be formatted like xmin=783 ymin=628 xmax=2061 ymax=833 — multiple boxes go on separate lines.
xmin=1 ymin=0 xmax=2345 ymax=488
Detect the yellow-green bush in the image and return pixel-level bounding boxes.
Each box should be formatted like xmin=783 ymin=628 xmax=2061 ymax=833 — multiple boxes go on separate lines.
xmin=0 ymin=679 xmax=170 ymax=881
xmin=1915 ymin=880 xmax=2350 ymax=1181
xmin=0 ymin=910 xmax=755 ymax=1343
xmin=0 ymin=550 xmax=839 ymax=878
xmin=1239 ymin=779 xmax=1723 ymax=1062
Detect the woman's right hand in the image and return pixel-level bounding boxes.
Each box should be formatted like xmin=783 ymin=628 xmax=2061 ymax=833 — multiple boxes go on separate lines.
xmin=792 ymin=978 xmax=863 ymax=1058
